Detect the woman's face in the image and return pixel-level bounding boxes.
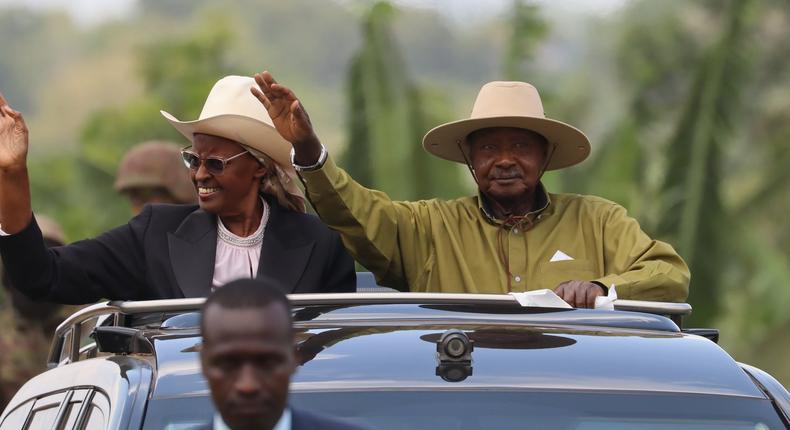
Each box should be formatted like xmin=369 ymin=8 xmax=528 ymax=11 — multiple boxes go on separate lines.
xmin=189 ymin=134 xmax=267 ymax=216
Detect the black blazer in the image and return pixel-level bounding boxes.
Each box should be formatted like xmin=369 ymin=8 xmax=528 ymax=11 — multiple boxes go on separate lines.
xmin=196 ymin=408 xmax=369 ymax=430
xmin=0 ymin=198 xmax=355 ymax=304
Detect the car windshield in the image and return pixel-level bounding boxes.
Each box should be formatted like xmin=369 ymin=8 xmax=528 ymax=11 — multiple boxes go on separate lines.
xmin=142 ymin=390 xmax=786 ymax=429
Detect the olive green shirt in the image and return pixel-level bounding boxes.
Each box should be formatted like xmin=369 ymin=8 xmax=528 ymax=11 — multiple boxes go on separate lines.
xmin=301 ymin=156 xmax=689 ymax=302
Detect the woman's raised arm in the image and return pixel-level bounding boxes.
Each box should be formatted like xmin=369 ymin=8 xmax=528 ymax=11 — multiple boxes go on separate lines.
xmin=0 ymin=91 xmax=33 ymax=234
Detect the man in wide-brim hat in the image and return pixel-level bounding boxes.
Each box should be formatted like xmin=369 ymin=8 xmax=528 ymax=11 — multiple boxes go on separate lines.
xmin=252 ymin=72 xmax=689 ymax=308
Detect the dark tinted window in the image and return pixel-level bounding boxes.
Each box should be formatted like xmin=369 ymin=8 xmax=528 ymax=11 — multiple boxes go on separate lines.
xmin=289 ymin=390 xmax=786 ymax=429
xmin=141 ymin=395 xmax=214 ymax=428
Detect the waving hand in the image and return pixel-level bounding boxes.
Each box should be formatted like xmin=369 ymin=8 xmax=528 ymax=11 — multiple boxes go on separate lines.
xmin=0 ymin=90 xmax=33 ymax=234
xmin=0 ymin=91 xmax=29 ymax=170
xmin=251 ymin=71 xmax=323 ymax=166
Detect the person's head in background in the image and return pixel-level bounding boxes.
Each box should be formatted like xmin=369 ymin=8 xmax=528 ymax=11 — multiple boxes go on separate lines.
xmin=114 ymin=140 xmax=198 ymax=215
xmin=1 ymin=215 xmax=66 ymax=321
xmin=200 ymin=278 xmax=296 ymax=430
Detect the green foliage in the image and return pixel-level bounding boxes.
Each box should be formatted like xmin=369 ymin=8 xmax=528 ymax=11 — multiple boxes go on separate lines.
xmin=341 ymin=1 xmax=465 ymax=201
xmin=139 ymin=16 xmax=237 ymax=116
xmin=503 ymin=0 xmax=548 ymax=81
xmin=657 ymin=0 xmax=757 ymax=325
xmin=572 ymin=119 xmax=643 ymax=212
xmin=0 ymin=9 xmax=80 ymax=112
xmin=72 ymin=17 xmax=240 ymax=233
xmin=4 ymin=0 xmax=790 ymax=384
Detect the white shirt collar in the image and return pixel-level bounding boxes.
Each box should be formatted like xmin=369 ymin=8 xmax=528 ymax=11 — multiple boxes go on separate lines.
xmin=213 ymin=408 xmax=291 ymax=430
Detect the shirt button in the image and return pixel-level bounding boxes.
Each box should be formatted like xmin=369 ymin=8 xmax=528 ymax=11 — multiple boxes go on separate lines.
xmin=514 ymin=275 xmax=522 ymax=282
xmin=512 ymin=228 xmax=519 ymax=234
xmin=537 ymin=214 xmax=543 ymax=220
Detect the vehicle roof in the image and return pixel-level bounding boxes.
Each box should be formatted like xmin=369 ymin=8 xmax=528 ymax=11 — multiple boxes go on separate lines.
xmin=139 ymin=298 xmax=764 ymax=401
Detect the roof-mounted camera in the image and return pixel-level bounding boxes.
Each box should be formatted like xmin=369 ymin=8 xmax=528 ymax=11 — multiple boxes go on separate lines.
xmin=436 ymin=329 xmax=474 ymax=382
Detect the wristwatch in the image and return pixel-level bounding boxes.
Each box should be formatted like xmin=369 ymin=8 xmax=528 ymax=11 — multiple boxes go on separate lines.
xmin=290 ymin=144 xmax=327 ymax=172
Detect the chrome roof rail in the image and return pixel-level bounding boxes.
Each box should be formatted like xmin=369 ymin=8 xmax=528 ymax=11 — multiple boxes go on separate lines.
xmin=49 ymin=293 xmax=692 ymax=366
xmin=55 ymin=294 xmax=694 ymax=337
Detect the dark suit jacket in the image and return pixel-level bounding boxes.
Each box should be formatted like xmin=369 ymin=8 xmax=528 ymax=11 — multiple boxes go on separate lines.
xmin=0 ymin=198 xmax=355 ymax=304
xmin=197 ymin=408 xmax=368 ymax=430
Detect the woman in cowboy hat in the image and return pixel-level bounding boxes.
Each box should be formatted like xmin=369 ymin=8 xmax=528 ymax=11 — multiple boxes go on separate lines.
xmin=252 ymin=71 xmax=689 ymax=308
xmin=0 ymin=78 xmax=355 ymax=304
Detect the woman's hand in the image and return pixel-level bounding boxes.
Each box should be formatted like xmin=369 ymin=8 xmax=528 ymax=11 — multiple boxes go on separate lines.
xmin=0 ymin=90 xmax=33 ymax=235
xmin=0 ymin=91 xmax=29 ymax=171
xmin=251 ymin=71 xmax=323 ymax=166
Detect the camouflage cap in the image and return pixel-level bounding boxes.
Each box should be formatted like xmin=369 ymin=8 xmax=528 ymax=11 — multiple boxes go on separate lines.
xmin=114 ymin=141 xmax=197 ymax=204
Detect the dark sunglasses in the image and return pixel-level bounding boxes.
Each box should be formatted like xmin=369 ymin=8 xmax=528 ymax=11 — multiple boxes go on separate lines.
xmin=180 ymin=146 xmax=250 ymax=175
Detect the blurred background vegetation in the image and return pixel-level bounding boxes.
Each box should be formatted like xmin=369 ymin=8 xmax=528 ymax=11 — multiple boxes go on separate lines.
xmin=0 ymin=0 xmax=788 ymax=384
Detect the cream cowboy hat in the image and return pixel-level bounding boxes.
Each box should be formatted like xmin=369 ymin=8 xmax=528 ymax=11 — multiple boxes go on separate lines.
xmin=160 ymin=75 xmax=293 ymax=170
xmin=422 ymin=81 xmax=591 ymax=170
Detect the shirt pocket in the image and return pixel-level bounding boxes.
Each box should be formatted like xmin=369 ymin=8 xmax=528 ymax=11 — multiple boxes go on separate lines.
xmin=535 ymin=259 xmax=598 ymax=290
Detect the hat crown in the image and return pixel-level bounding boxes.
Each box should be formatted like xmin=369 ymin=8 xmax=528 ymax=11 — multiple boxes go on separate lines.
xmin=470 ymin=81 xmax=545 ymax=119
xmin=199 ymin=75 xmax=276 ymax=128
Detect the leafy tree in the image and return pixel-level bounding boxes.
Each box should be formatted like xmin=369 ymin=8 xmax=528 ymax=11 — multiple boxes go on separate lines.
xmin=74 ymin=16 xmax=240 ymax=233
xmin=656 ymin=0 xmax=757 ymax=324
xmin=341 ymin=1 xmax=465 ymax=201
xmin=503 ymin=0 xmax=548 ymax=82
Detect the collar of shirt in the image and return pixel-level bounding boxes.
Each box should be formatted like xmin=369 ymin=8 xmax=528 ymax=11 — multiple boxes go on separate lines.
xmin=213 ymin=408 xmax=291 ymax=430
xmin=477 ymin=181 xmax=553 ymax=225
xmin=212 ymin=197 xmax=269 ymax=288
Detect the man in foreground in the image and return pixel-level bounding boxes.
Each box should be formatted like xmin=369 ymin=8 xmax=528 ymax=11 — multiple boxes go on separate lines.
xmin=252 ymin=71 xmax=690 ymax=308
xmin=200 ymin=278 xmax=365 ymax=430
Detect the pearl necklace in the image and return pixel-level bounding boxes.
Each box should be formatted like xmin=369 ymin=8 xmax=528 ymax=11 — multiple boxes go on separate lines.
xmin=217 ymin=199 xmax=269 ymax=248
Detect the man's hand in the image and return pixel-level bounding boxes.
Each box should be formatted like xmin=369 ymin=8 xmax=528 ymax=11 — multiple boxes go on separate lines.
xmin=251 ymin=71 xmax=322 ymax=166
xmin=0 ymin=91 xmax=29 ymax=171
xmin=555 ymin=280 xmax=605 ymax=309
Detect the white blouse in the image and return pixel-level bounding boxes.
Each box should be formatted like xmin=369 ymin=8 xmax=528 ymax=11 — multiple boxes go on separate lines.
xmin=212 ymin=199 xmax=269 ymax=289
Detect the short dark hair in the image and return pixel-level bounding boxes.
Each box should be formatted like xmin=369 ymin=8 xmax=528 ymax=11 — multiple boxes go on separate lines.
xmin=201 ymin=278 xmax=293 ymax=336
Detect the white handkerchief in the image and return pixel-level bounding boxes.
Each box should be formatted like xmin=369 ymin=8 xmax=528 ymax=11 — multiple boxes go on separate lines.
xmin=509 ymin=289 xmax=573 ymax=309
xmin=549 ymin=250 xmax=574 ymax=262
xmin=594 ymin=285 xmax=618 ymax=310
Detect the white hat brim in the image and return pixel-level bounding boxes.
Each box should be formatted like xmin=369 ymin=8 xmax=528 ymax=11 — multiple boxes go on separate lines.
xmin=161 ymin=110 xmax=293 ymax=170
xmin=422 ymin=116 xmax=591 ymax=171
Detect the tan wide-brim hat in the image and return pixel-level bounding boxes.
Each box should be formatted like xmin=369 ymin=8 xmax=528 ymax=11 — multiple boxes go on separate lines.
xmin=423 ymin=81 xmax=591 ymax=171
xmin=161 ymin=75 xmax=293 ymax=170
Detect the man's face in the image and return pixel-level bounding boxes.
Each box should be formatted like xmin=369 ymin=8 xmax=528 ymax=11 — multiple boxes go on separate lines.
xmin=201 ymin=304 xmax=296 ymax=430
xmin=468 ymin=127 xmax=548 ymax=207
